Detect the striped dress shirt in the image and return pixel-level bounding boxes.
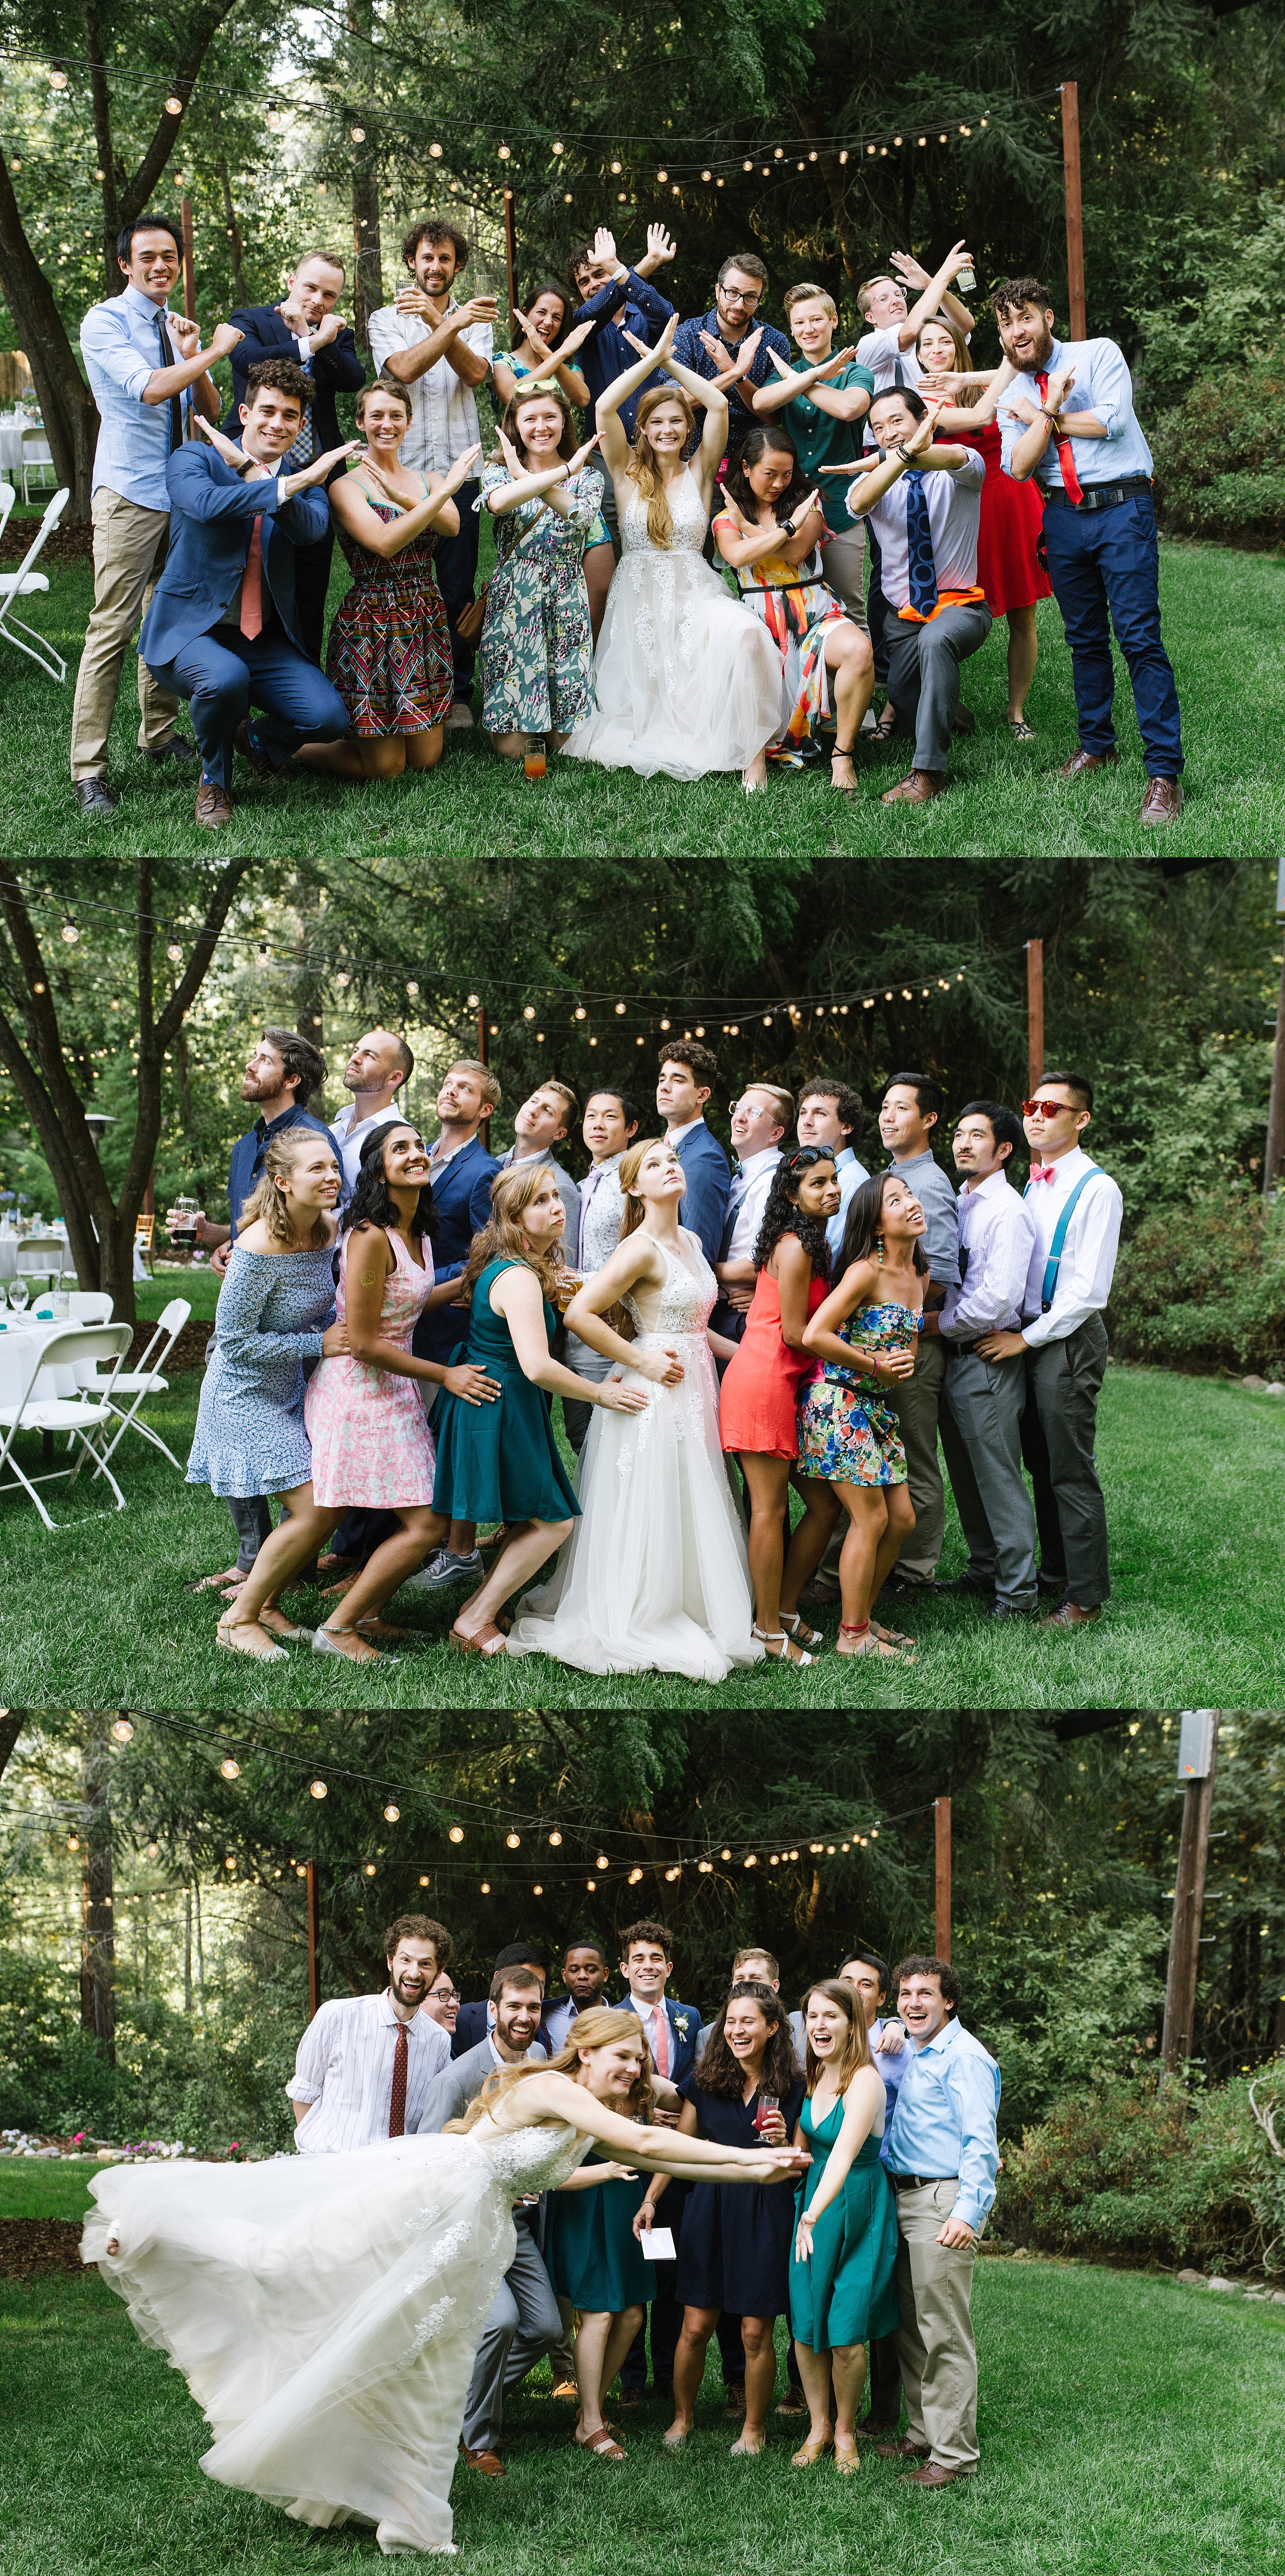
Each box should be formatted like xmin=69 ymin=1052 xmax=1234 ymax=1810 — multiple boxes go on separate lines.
xmin=287 ymin=1991 xmax=451 ymax=2152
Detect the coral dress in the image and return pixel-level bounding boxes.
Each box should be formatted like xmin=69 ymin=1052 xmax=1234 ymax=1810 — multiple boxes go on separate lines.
xmin=961 ymin=420 xmax=1052 ymax=618
xmin=720 ymin=1269 xmax=829 ymax=1458
xmin=303 ymin=1228 xmax=437 ymax=1508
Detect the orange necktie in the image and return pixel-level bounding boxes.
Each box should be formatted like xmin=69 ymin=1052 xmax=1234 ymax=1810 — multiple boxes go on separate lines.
xmin=240 ymin=516 xmax=264 ymax=638
xmin=1035 ymin=371 xmax=1082 ymax=506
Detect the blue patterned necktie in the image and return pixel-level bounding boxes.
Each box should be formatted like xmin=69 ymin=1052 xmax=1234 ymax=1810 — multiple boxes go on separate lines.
xmin=903 ymin=468 xmax=937 ymax=616
xmin=281 ymin=348 xmax=318 ymax=472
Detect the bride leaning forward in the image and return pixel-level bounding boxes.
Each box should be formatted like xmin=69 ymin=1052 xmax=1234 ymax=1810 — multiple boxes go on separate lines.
xmin=85 ymin=2007 xmax=805 ymax=2555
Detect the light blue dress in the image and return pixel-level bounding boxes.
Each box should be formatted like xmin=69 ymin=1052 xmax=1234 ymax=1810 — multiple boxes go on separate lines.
xmin=186 ymin=1244 xmax=336 ymax=1498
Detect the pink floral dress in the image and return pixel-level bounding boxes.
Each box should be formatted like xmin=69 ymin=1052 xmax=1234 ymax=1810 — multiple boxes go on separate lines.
xmin=304 ymin=1228 xmax=437 ymax=1507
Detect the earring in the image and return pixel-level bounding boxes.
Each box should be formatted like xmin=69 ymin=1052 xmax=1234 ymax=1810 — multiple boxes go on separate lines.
xmin=875 ymin=1234 xmax=885 ymax=1265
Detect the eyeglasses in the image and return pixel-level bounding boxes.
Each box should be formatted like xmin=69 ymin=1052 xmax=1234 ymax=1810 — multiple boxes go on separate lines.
xmin=1022 ymin=1098 xmax=1073 ymax=1120
xmin=720 ymin=286 xmax=761 ymax=306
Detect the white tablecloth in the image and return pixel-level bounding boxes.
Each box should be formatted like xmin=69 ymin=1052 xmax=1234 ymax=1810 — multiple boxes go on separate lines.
xmin=0 ymin=1316 xmax=96 ymax=1406
xmin=0 ymin=423 xmax=52 ymax=476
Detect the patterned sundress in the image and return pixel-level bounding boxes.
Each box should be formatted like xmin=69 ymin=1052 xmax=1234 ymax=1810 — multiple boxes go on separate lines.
xmin=711 ymin=525 xmax=854 ymax=763
xmin=797 ymin=1299 xmax=922 ymax=1486
xmin=325 ymin=478 xmax=454 ymax=736
xmin=475 ymin=461 xmax=604 ymax=735
xmin=496 ymin=355 xmax=613 ymax=551
xmin=304 ymin=1227 xmax=438 ymax=1508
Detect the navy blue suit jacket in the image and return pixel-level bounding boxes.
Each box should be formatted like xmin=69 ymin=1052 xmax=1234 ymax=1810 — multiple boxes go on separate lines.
xmin=140 ymin=448 xmax=329 ymax=669
xmin=674 ymin=1124 xmax=731 ymax=1267
xmin=616 ymin=1995 xmax=702 ymax=2086
xmin=223 ymin=307 xmax=366 ymax=465
xmin=411 ymin=1130 xmax=502 ymax=1365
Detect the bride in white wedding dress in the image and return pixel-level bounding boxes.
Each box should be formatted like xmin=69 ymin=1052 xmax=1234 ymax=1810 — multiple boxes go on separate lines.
xmin=562 ymin=311 xmax=785 ymax=786
xmin=82 ymin=2008 xmax=803 ymax=2555
xmin=505 ymin=1137 xmax=765 ymax=1681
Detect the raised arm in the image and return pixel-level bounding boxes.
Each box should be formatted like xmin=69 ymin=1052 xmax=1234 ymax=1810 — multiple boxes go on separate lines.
xmin=331 ymin=444 xmax=480 ymax=557
xmin=890 ymin=243 xmax=976 ymax=343
xmin=626 ymin=327 xmax=730 ymax=471
xmin=595 ymin=311 xmax=679 ymax=470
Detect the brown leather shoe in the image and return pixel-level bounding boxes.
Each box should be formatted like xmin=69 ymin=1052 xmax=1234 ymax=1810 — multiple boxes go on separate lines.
xmin=1054 ymin=748 xmax=1119 ymax=781
xmin=1140 ymin=775 xmax=1183 ymax=826
xmin=1039 ymin=1599 xmax=1102 ymax=1630
xmin=875 ymin=2436 xmax=931 ymax=2459
xmin=722 ymin=2385 xmax=747 ymax=2417
xmin=194 ymin=780 xmax=233 ymax=829
xmin=234 ymin=719 xmax=273 ymax=781
xmin=460 ymin=2443 xmax=504 ymax=2477
xmin=903 ymin=2461 xmax=969 ymax=2487
xmin=881 ymin=768 xmax=945 ymax=804
xmin=855 ymin=2418 xmax=900 ymax=2440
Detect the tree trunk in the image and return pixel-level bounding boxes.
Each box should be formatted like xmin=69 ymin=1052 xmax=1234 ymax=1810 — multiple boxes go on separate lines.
xmin=217 ymin=155 xmax=250 ymax=308
xmin=347 ymin=0 xmax=383 ymax=352
xmin=0 ymin=154 xmax=100 ymax=520
xmin=81 ymin=0 xmax=121 ymax=292
xmin=184 ymin=1882 xmax=193 ymax=2013
xmin=0 ymin=1709 xmax=24 ymax=1784
xmin=80 ymin=1716 xmax=116 ymax=2063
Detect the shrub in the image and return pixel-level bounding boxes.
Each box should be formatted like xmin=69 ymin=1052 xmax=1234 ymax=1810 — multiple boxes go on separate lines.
xmin=998 ymin=2066 xmax=1285 ymax=2275
xmin=956 ymin=1912 xmax=1165 ymax=2137
xmin=1110 ymin=1191 xmax=1285 ymax=1376
xmin=1151 ymin=341 xmax=1285 ymax=547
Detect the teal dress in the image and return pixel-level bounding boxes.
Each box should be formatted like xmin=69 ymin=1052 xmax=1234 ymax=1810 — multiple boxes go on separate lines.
xmin=788 ymin=2091 xmax=900 ymax=2350
xmin=429 ymin=1257 xmax=580 ymax=1524
xmin=545 ymin=2151 xmax=650 ymax=2310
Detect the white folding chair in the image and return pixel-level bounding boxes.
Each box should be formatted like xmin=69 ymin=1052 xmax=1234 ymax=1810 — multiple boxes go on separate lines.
xmin=15 ymin=1235 xmax=66 ymax=1292
xmin=21 ymin=427 xmax=55 ymax=505
xmin=0 ymin=487 xmax=69 ymax=682
xmin=76 ymin=1297 xmax=191 ymax=1476
xmin=0 ymin=482 xmax=15 ymax=545
xmin=0 ymin=1323 xmax=132 ymax=1529
xmin=68 ymin=1292 xmax=114 ymax=1322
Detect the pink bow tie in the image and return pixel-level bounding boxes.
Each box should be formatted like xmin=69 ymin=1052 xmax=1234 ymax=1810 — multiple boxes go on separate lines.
xmin=1031 ymin=1165 xmax=1058 ymax=1184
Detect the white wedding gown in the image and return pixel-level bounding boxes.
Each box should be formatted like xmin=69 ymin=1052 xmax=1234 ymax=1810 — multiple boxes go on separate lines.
xmin=562 ymin=465 xmax=785 ymax=779
xmin=505 ymin=1232 xmax=764 ymax=1681
xmin=81 ymin=2111 xmax=590 ymax=2555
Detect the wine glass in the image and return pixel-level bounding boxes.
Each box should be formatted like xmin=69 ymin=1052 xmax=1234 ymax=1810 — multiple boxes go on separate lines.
xmin=754 ymin=2091 xmax=781 ymax=2142
xmin=8 ymin=1277 xmax=29 ymax=1315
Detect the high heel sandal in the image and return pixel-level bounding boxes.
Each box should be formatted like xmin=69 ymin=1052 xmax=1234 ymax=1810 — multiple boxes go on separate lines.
xmin=790 ymin=2429 xmax=834 ymax=2467
xmin=830 ymin=742 xmax=858 ymax=792
xmin=752 ymin=1624 xmax=814 ymax=1667
xmin=780 ymin=1610 xmax=824 ymax=1650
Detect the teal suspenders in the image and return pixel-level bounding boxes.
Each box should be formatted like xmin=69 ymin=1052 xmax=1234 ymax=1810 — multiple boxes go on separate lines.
xmin=1029 ymin=1165 xmax=1099 ymax=1314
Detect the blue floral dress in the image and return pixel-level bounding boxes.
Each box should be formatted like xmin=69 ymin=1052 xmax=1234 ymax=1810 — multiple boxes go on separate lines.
xmin=475 ymin=461 xmax=604 ymax=734
xmin=797 ymin=1300 xmax=921 ymax=1486
xmin=186 ymin=1243 xmax=336 ymax=1498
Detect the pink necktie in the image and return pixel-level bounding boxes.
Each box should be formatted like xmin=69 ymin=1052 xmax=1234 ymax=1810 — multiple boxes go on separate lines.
xmin=651 ymin=2006 xmax=669 ymax=2078
xmin=1031 ymin=1165 xmax=1058 ymax=1184
xmin=240 ymin=517 xmax=264 ymax=639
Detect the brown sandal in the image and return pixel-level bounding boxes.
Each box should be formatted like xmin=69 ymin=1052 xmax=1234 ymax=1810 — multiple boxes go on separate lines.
xmin=575 ymin=2423 xmax=626 ymax=2460
xmin=790 ymin=2429 xmax=834 ymax=2467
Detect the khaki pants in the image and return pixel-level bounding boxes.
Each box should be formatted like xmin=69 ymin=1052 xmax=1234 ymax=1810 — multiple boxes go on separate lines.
xmin=820 ymin=520 xmax=869 ymax=633
xmin=893 ymin=2180 xmax=980 ymax=2470
xmin=882 ymin=1327 xmax=946 ymax=1583
xmin=69 ymin=487 xmax=182 ymax=779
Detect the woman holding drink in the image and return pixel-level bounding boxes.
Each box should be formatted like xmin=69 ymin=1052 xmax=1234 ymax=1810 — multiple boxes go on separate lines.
xmin=637 ymin=1982 xmax=805 ymax=2455
xmin=788 ymin=1980 xmax=900 ymax=2473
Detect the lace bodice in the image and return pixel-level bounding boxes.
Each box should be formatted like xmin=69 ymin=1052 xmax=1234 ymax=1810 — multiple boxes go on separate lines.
xmin=468 ymin=2115 xmax=590 ymax=2195
xmin=620 ymin=464 xmax=708 ymax=557
xmin=622 ymin=1234 xmax=717 ymax=1339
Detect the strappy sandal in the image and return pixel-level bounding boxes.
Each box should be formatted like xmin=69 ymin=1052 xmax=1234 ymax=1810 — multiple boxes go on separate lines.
xmin=215 ymin=1618 xmax=286 ymax=1664
xmin=258 ymin=1608 xmax=310 ymax=1641
xmin=1006 ymin=715 xmax=1037 ymax=741
xmin=830 ymin=744 xmax=858 ymax=793
xmin=575 ymin=2424 xmax=626 ymax=2460
xmin=790 ymin=2430 xmax=834 ymax=2467
xmin=836 ymin=1621 xmax=916 ymax=1662
xmin=834 ymin=2436 xmax=861 ymax=2474
xmin=870 ymin=1619 xmax=916 ymax=1650
xmin=752 ymin=1624 xmax=814 ymax=1667
xmin=780 ymin=1610 xmax=823 ymax=1650
xmin=449 ymin=1622 xmax=510 ymax=1657
xmin=873 ymin=701 xmax=899 ymax=743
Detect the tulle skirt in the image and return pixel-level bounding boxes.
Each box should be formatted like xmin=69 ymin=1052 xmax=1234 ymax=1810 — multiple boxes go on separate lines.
xmin=505 ymin=1333 xmax=764 ymax=1679
xmin=562 ymin=548 xmax=786 ymax=780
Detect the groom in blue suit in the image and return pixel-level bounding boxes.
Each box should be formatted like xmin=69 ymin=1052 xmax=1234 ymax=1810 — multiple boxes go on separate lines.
xmin=656 ymin=1040 xmax=730 ymax=1266
xmin=140 ymin=358 xmax=355 ymax=827
xmin=616 ymin=1919 xmax=701 ymax=2404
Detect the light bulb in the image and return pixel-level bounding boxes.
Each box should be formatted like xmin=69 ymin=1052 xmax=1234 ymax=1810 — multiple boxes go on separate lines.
xmin=466 ymin=991 xmax=479 ymax=1008
xmin=167 ymin=942 xmax=182 ymax=962
xmin=419 ymin=1874 xmax=430 ymax=1887
xmin=310 ymin=1780 xmax=327 ymax=1799
xmin=62 ymin=921 xmax=79 ymax=944
xmin=350 ymin=125 xmax=365 ymax=141
xmin=548 ymin=1830 xmax=562 ymax=1846
xmin=219 ymin=1758 xmax=240 ymax=1780
xmin=111 ymin=1719 xmax=134 ymax=1742
xmin=523 ymin=1004 xmax=535 ymax=1019
xmin=506 ymin=1832 xmax=521 ymax=1849
xmin=429 ymin=141 xmax=442 ymax=157
xmin=448 ymin=1824 xmax=464 ymax=1843
xmin=383 ymin=1804 xmax=399 ymax=1823
xmin=596 ymin=1854 xmax=609 ymax=1870
xmin=406 ymin=980 xmax=419 ymax=998
xmin=533 ymin=1881 xmax=543 ymax=1894
xmin=628 ymin=1866 xmax=644 ymax=1885
xmin=166 ymin=96 xmax=183 ymax=116
xmin=365 ymin=1863 xmax=376 ymax=1876
xmin=574 ymin=1006 xmax=586 ymax=1021
xmin=480 ymin=1880 xmax=491 ymax=1893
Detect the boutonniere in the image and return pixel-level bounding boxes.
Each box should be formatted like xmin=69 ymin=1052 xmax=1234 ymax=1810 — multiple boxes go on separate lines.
xmin=674 ymin=2013 xmax=691 ymax=2037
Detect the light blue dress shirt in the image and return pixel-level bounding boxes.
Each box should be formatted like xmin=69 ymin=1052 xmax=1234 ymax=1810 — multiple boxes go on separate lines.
xmin=826 ymin=1144 xmax=871 ymax=1262
xmin=80 ymin=282 xmax=194 ymax=509
xmin=885 ymin=1149 xmax=960 ymax=1287
xmin=885 ymin=2016 xmax=1000 ymax=2231
xmin=870 ymin=2014 xmax=911 ymax=2164
xmin=998 ymin=337 xmax=1154 ymax=494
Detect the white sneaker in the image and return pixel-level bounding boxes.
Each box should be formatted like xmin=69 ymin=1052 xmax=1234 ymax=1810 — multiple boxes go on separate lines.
xmin=444 ymin=701 xmax=474 ymax=730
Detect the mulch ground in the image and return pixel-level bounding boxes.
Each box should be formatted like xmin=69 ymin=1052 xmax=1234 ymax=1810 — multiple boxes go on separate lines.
xmin=0 ymin=520 xmax=93 ymax=563
xmin=0 ymin=2219 xmax=85 ymax=2277
xmin=125 ymin=1317 xmax=209 ymax=1374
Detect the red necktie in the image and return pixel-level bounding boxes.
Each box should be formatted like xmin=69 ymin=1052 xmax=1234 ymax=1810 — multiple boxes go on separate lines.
xmin=388 ymin=2021 xmax=409 ymax=2137
xmin=651 ymin=2005 xmax=669 ymax=2078
xmin=1031 ymin=1166 xmax=1058 ymax=1184
xmin=1035 ymin=372 xmax=1082 ymax=506
xmin=240 ymin=517 xmax=264 ymax=638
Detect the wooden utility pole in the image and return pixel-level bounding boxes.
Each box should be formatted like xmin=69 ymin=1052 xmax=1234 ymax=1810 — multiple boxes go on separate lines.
xmin=503 ymin=190 xmax=517 ymax=330
xmin=1059 ymin=84 xmax=1086 ymax=339
xmin=306 ymin=1860 xmax=322 ymax=2020
xmin=180 ymin=198 xmax=196 ymax=324
xmin=934 ymin=1797 xmax=951 ymax=1962
xmin=79 ymin=1715 xmax=115 ymax=2062
xmin=477 ymin=1005 xmax=492 ymax=1137
xmin=1264 ymin=858 xmax=1285 ymax=1204
xmin=1025 ymin=940 xmax=1044 ymax=1097
xmin=1161 ymin=1712 xmax=1219 ymax=2070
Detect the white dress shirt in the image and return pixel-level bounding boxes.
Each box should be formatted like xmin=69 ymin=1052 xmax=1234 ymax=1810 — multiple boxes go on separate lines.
xmin=940 ymin=1169 xmax=1037 ymax=1341
xmin=366 ymin=301 xmax=493 ymax=475
xmin=1019 ymin=1146 xmax=1124 ymax=1348
xmin=866 ymin=449 xmax=985 ymax=610
xmin=287 ymin=1991 xmax=451 ymax=2152
xmin=625 ymin=1993 xmax=671 ymax=2073
xmin=721 ymin=1146 xmax=783 ymax=1263
xmin=664 ymin=1116 xmax=705 ymax=1148
xmin=825 ymin=1145 xmax=871 ymax=1261
xmin=566 ymin=1154 xmax=628 ymax=1381
xmin=331 ymin=1100 xmax=403 ymax=1194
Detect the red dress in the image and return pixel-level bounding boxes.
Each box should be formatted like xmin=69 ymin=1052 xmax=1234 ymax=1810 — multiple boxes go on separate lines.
xmin=961 ymin=421 xmax=1051 ymax=618
xmin=720 ymin=1270 xmax=829 ymax=1460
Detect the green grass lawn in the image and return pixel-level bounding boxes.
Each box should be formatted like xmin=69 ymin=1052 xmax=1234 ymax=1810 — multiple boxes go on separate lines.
xmin=1 ymin=1360 xmax=1281 ymax=1712
xmin=2 ymin=531 xmax=1282 ymax=860
xmin=2 ymin=2188 xmax=1281 ymax=2576
xmin=136 ymin=1266 xmax=222 ymax=1326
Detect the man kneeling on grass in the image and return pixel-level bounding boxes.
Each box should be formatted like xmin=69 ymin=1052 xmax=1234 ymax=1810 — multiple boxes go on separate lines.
xmin=831 ymin=385 xmax=989 ymax=805
xmin=139 ymin=359 xmax=357 ymax=829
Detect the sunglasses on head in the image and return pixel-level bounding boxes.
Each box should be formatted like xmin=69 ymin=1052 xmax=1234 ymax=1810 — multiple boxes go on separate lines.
xmin=1022 ymin=1098 xmax=1074 ymax=1120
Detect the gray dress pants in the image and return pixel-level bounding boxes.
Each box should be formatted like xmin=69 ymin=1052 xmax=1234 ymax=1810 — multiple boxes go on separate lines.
xmin=884 ymin=600 xmax=993 ymax=774
xmin=1020 ymin=1315 xmax=1111 ymax=1607
xmin=939 ymin=1346 xmax=1038 ymax=1607
xmin=460 ymin=2217 xmax=563 ymax=2453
